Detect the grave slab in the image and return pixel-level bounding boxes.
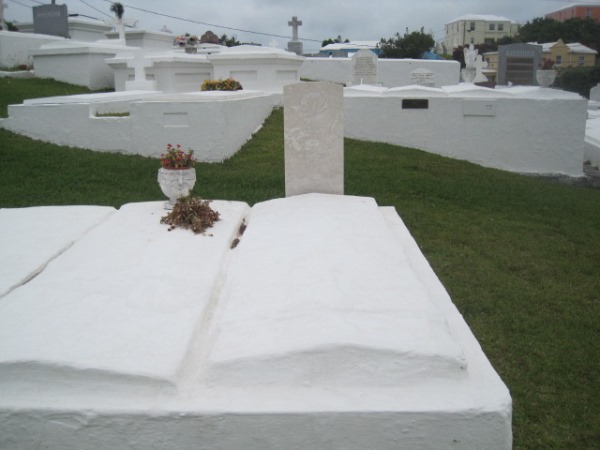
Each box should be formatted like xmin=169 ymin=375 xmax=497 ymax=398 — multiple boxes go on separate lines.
xmin=0 ymin=205 xmax=115 ymax=299
xmin=0 ymin=196 xmax=511 ymax=449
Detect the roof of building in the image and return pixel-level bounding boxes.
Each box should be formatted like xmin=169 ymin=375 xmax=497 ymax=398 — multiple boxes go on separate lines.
xmin=546 ymin=3 xmax=600 ymax=15
xmin=537 ymin=41 xmax=598 ymax=54
xmin=447 ymin=14 xmax=515 ymax=24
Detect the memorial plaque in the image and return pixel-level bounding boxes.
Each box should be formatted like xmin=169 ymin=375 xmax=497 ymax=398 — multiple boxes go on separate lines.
xmin=410 ymin=68 xmax=435 ymax=87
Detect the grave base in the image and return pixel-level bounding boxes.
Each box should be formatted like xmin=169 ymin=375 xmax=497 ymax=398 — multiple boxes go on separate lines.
xmin=0 ymin=195 xmax=511 ymax=449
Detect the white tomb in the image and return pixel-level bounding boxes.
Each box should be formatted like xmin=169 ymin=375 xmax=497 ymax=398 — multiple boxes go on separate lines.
xmin=30 ymin=39 xmax=132 ymax=89
xmin=0 ymin=195 xmax=512 ymax=449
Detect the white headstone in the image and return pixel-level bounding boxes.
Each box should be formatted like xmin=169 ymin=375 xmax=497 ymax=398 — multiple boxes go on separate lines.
xmin=125 ymin=50 xmax=157 ymax=91
xmin=351 ymin=49 xmax=378 ymax=85
xmin=284 ymin=82 xmax=344 ymax=196
xmin=410 ymin=67 xmax=435 ymax=87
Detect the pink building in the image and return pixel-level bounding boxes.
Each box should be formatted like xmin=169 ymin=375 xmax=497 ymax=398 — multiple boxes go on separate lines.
xmin=545 ymin=4 xmax=600 ymax=22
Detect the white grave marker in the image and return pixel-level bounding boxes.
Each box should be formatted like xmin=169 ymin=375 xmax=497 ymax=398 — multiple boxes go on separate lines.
xmin=284 ymin=82 xmax=344 ymax=196
xmin=125 ymin=50 xmax=157 ymax=91
xmin=351 ymin=48 xmax=378 ymax=85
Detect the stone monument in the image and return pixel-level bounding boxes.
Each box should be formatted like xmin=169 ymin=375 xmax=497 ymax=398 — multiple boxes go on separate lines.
xmin=32 ymin=1 xmax=69 ymax=38
xmin=497 ymin=43 xmax=542 ymax=86
xmin=287 ymin=16 xmax=303 ymax=56
xmin=351 ymin=48 xmax=378 ymax=85
xmin=284 ymin=82 xmax=344 ymax=196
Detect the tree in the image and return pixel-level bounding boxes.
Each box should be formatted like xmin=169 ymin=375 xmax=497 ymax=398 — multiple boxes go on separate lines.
xmin=379 ymin=28 xmax=434 ymax=59
xmin=517 ymin=17 xmax=600 ymax=50
xmin=321 ymin=35 xmax=350 ymax=47
xmin=219 ymin=34 xmax=242 ymax=47
xmin=110 ymin=2 xmax=124 ymax=20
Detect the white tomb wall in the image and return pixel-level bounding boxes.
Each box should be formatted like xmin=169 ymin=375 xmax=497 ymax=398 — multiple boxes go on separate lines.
xmin=1 ymin=91 xmax=280 ymax=161
xmin=344 ymin=87 xmax=587 ymax=177
xmin=0 ymin=30 xmax=64 ymax=68
xmin=300 ymin=57 xmax=460 ymax=88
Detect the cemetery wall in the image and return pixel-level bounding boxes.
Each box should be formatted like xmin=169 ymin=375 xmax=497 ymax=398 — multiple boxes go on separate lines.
xmin=344 ymin=93 xmax=587 ymax=177
xmin=0 ymin=30 xmax=64 ymax=68
xmin=300 ymin=58 xmax=460 ymax=88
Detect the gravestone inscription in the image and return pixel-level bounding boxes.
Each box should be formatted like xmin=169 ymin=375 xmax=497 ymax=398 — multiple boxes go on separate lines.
xmin=284 ymin=82 xmax=344 ymax=196
xmin=351 ymin=49 xmax=378 ymax=85
xmin=410 ymin=68 xmax=435 ymax=87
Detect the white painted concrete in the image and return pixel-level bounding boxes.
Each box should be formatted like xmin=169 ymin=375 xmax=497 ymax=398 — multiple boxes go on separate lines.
xmin=0 ymin=195 xmax=512 ymax=449
xmin=585 ymin=109 xmax=600 ymax=166
xmin=0 ymin=206 xmax=115 ymax=299
xmin=208 ymin=45 xmax=305 ymax=92
xmin=16 ymin=18 xmax=113 ymax=42
xmin=0 ymin=90 xmax=280 ymax=161
xmin=300 ymin=57 xmax=460 ymax=88
xmin=106 ymin=50 xmax=214 ymax=93
xmin=31 ymin=40 xmax=133 ymax=89
xmin=0 ymin=30 xmax=64 ymax=68
xmin=345 ymin=85 xmax=587 ymax=177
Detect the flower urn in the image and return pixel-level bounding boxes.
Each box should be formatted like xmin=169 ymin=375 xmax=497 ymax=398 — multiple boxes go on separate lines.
xmin=536 ymin=69 xmax=556 ymax=88
xmin=157 ymin=167 xmax=196 ymax=209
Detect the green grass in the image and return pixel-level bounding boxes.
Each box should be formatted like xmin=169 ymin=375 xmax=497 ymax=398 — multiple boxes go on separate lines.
xmin=1 ymin=79 xmax=599 ymax=449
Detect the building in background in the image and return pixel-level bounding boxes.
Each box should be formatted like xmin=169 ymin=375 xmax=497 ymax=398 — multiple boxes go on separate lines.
xmin=483 ymin=39 xmax=597 ymax=82
xmin=443 ymin=14 xmax=519 ymax=51
xmin=545 ymin=3 xmax=600 ymax=22
xmin=318 ymin=41 xmax=380 ymax=57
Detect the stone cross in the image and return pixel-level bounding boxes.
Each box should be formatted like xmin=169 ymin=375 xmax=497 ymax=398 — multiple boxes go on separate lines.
xmin=125 ymin=50 xmax=156 ymax=91
xmin=288 ymin=16 xmax=302 ymax=41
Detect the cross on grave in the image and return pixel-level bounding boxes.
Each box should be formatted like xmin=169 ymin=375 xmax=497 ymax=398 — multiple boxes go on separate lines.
xmin=125 ymin=50 xmax=157 ymax=91
xmin=288 ymin=16 xmax=302 ymax=41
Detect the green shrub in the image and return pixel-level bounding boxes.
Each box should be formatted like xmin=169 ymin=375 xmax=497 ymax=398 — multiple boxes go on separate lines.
xmin=555 ymin=65 xmax=600 ymax=98
xmin=201 ymin=78 xmax=243 ymax=91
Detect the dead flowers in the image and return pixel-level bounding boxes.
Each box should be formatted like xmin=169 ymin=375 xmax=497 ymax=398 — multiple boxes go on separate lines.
xmin=160 ymin=196 xmax=220 ymax=234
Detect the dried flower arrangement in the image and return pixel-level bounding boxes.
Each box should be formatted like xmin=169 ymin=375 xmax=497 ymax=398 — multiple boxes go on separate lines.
xmin=160 ymin=196 xmax=220 ymax=234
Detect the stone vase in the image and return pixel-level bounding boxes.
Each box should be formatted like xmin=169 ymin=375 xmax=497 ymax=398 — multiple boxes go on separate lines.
xmin=157 ymin=167 xmax=196 ymax=209
xmin=185 ymin=46 xmax=197 ymax=54
xmin=536 ymin=69 xmax=556 ymax=88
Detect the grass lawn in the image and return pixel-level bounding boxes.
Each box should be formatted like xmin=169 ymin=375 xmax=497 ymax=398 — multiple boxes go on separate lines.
xmin=1 ymin=79 xmax=599 ymax=449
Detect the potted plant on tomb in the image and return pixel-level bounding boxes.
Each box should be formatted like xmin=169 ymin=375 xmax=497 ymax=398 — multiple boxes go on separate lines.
xmin=157 ymin=144 xmax=197 ymax=209
xmin=185 ymin=35 xmax=199 ymax=54
xmin=537 ymin=58 xmax=556 ymax=88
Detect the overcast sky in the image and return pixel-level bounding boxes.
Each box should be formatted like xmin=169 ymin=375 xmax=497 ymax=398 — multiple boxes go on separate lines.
xmin=5 ymin=0 xmax=597 ymax=52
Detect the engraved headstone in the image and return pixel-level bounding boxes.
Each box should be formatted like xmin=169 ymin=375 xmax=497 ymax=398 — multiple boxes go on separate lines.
xmin=351 ymin=49 xmax=378 ymax=85
xmin=284 ymin=82 xmax=344 ymax=196
xmin=497 ymin=43 xmax=542 ymax=86
xmin=410 ymin=68 xmax=435 ymax=87
xmin=32 ymin=3 xmax=69 ymax=38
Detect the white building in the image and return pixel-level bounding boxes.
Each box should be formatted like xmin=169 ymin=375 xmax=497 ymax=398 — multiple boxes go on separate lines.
xmin=443 ymin=14 xmax=519 ymax=51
